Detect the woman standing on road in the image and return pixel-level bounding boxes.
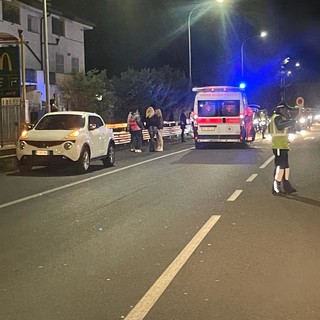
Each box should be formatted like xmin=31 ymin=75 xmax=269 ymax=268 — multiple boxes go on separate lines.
xmin=145 ymin=106 xmax=158 ymax=152
xmin=127 ymin=109 xmax=144 ymax=152
xmin=155 ymin=108 xmax=164 ymax=151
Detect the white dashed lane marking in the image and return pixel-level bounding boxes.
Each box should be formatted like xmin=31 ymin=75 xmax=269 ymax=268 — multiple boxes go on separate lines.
xmin=227 ymin=190 xmax=243 ymax=201
xmin=246 ymin=173 xmax=258 ymax=182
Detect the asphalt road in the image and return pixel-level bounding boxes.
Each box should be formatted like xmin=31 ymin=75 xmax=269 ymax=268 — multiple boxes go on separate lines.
xmin=0 ymin=127 xmax=320 ymax=320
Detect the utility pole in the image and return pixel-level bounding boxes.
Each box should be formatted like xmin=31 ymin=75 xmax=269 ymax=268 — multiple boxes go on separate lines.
xmin=43 ymin=0 xmax=50 ymax=113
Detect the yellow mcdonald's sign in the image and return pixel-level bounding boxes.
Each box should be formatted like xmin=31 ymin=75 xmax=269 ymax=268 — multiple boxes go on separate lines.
xmin=0 ymin=52 xmax=13 ymax=72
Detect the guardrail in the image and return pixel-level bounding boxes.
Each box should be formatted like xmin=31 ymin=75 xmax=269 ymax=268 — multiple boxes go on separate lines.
xmin=106 ymin=121 xmax=184 ymax=145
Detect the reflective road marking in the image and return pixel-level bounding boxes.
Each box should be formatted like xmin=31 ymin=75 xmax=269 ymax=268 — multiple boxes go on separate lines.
xmin=0 ymin=148 xmax=194 ymax=210
xmin=246 ymin=173 xmax=258 ymax=182
xmin=227 ymin=189 xmax=243 ymax=201
xmin=124 ymin=215 xmax=221 ymax=320
xmin=260 ymin=155 xmax=274 ymax=169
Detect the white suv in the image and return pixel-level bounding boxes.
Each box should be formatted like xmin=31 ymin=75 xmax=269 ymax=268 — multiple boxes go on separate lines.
xmin=16 ymin=111 xmax=115 ymax=173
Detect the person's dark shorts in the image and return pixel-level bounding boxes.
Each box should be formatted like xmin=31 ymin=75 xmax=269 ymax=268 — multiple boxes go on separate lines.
xmin=273 ymin=148 xmax=289 ymax=168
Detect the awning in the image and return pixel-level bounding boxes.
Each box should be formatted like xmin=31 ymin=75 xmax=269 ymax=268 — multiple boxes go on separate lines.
xmin=0 ymin=33 xmax=19 ymax=42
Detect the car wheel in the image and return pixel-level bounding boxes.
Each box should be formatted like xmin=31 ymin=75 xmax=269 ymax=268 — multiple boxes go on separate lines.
xmin=18 ymin=162 xmax=32 ymax=174
xmin=76 ymin=147 xmax=90 ymax=173
xmin=103 ymin=143 xmax=115 ymax=167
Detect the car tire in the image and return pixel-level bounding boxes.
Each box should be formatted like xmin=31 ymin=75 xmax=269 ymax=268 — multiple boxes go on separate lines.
xmin=103 ymin=143 xmax=115 ymax=167
xmin=18 ymin=162 xmax=32 ymax=174
xmin=76 ymin=146 xmax=90 ymax=173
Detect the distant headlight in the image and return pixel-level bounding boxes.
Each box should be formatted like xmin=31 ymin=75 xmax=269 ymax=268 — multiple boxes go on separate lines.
xmin=288 ymin=133 xmax=296 ymax=141
xmin=299 ymin=117 xmax=306 ymax=124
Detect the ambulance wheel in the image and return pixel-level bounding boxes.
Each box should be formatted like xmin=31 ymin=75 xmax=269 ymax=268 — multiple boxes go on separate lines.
xmin=195 ymin=141 xmax=203 ymax=149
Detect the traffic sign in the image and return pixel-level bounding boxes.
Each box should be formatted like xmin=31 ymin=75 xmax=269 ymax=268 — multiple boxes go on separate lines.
xmin=296 ymin=96 xmax=304 ymax=107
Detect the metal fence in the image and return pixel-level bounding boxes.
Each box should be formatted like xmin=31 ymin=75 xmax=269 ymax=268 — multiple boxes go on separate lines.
xmin=0 ymin=105 xmax=21 ymax=147
xmin=107 ymin=122 xmax=189 ymax=145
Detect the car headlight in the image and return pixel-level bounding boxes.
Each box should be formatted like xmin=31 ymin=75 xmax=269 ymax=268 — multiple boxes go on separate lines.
xmin=63 ymin=142 xmax=73 ymax=150
xmin=68 ymin=130 xmax=80 ymax=138
xmin=299 ymin=117 xmax=306 ymax=124
xmin=19 ymin=140 xmax=27 ymax=150
xmin=20 ymin=130 xmax=28 ymax=139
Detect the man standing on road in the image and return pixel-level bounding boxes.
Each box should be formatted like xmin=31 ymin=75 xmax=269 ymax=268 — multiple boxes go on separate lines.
xmin=180 ymin=109 xmax=187 ymax=142
xmin=269 ymin=102 xmax=299 ymax=195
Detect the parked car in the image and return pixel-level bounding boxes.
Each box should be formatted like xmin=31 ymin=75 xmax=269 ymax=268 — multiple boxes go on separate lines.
xmin=16 ymin=111 xmax=115 ymax=173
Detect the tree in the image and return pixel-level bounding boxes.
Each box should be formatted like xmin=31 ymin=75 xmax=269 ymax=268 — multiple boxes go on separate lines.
xmin=111 ymin=65 xmax=191 ymax=121
xmin=58 ymin=69 xmax=115 ymax=121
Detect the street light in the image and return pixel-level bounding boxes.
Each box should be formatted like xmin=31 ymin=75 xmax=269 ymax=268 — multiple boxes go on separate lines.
xmin=188 ymin=0 xmax=224 ymax=88
xmin=240 ymin=31 xmax=267 ymax=79
xmin=279 ymin=57 xmax=300 ymax=102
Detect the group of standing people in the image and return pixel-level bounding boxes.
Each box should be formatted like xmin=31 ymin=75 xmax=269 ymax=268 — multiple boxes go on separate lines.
xmin=127 ymin=104 xmax=164 ymax=152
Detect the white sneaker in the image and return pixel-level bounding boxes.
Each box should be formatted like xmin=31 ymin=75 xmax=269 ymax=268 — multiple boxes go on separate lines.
xmin=130 ymin=149 xmax=135 ymax=152
xmin=135 ymin=149 xmax=142 ymax=153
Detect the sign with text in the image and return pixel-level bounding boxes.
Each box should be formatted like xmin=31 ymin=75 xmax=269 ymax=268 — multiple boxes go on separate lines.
xmin=0 ymin=47 xmax=20 ymax=99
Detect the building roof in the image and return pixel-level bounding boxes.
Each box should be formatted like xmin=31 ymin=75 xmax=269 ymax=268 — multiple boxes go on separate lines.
xmin=18 ymin=0 xmax=95 ymax=28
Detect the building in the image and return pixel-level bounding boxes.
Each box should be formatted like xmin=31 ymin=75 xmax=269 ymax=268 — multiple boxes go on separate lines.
xmin=0 ymin=0 xmax=93 ymax=115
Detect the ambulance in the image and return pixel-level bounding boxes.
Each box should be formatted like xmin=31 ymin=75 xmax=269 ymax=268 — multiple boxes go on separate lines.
xmin=192 ymin=86 xmax=255 ymax=148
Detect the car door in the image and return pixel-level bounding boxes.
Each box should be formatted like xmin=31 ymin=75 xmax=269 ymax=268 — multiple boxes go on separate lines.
xmin=88 ymin=115 xmax=106 ymax=157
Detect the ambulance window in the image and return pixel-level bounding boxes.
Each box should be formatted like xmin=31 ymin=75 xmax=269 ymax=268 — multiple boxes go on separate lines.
xmin=221 ymin=101 xmax=240 ymax=116
xmin=198 ymin=101 xmax=219 ymax=117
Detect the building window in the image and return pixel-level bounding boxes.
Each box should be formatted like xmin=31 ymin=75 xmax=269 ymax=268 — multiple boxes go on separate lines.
xmin=52 ymin=17 xmax=65 ymax=36
xmin=27 ymin=15 xmax=39 ymax=33
xmin=26 ymin=69 xmax=37 ymax=83
xmin=49 ymin=72 xmax=56 ymax=85
xmin=71 ymin=58 xmax=79 ymax=73
xmin=56 ymin=54 xmax=64 ymax=73
xmin=2 ymin=2 xmax=20 ymax=24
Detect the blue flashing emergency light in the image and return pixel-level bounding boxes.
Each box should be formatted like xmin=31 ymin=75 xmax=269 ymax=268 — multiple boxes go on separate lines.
xmin=239 ymin=82 xmax=246 ymax=89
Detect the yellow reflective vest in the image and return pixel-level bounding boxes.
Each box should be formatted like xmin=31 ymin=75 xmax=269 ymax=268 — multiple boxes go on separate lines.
xmin=269 ymin=114 xmax=290 ymax=149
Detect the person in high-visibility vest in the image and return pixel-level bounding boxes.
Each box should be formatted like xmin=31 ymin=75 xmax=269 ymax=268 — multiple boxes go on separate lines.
xmin=269 ymin=102 xmax=299 ymax=195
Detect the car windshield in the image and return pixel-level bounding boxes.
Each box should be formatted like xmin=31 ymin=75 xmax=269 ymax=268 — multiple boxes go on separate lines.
xmin=35 ymin=114 xmax=85 ymax=130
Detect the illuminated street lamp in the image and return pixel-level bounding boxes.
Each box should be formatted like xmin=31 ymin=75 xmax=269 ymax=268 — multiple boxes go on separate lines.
xmin=279 ymin=57 xmax=301 ymax=102
xmin=188 ymin=0 xmax=224 ymax=88
xmin=240 ymin=31 xmax=267 ymax=79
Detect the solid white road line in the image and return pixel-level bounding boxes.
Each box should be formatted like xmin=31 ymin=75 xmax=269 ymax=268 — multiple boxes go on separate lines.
xmin=0 ymin=148 xmax=194 ymax=210
xmin=259 ymin=155 xmax=274 ymax=169
xmin=227 ymin=189 xmax=243 ymax=201
xmin=246 ymin=173 xmax=258 ymax=182
xmin=124 ymin=215 xmax=221 ymax=320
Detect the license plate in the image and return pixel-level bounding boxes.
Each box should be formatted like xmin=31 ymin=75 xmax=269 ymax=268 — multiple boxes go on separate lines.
xmin=35 ymin=150 xmax=49 ymax=156
xmin=202 ymin=127 xmax=215 ymax=131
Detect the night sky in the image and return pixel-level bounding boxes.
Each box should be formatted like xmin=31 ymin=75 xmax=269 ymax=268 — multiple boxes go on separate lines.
xmin=52 ymin=0 xmax=320 ymax=99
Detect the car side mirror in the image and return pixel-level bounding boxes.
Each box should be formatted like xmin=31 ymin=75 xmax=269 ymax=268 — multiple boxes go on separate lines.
xmin=27 ymin=124 xmax=34 ymax=130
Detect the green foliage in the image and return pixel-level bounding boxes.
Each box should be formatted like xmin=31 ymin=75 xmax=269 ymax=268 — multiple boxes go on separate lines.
xmin=59 ymin=66 xmax=193 ymax=123
xmin=111 ymin=65 xmax=192 ymax=121
xmin=58 ymin=69 xmax=115 ymax=121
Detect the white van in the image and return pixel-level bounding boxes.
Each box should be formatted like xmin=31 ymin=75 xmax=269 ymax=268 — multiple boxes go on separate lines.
xmin=192 ymin=86 xmax=255 ymax=148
